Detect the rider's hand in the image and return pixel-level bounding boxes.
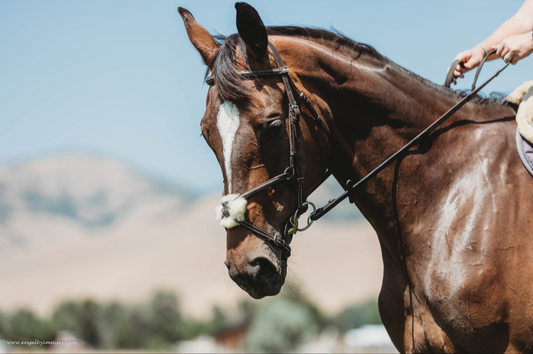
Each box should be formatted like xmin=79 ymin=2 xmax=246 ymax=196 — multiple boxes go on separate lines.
xmin=494 ymin=32 xmax=533 ymax=64
xmin=451 ymin=46 xmax=486 ymax=83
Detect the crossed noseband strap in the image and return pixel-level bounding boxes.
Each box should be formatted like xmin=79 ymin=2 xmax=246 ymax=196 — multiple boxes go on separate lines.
xmin=210 ymin=42 xmax=330 ymax=257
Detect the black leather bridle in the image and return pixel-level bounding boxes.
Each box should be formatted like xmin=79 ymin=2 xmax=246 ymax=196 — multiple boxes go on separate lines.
xmin=208 ymin=43 xmax=510 ymax=258
xmin=207 ymin=42 xmax=330 ymax=257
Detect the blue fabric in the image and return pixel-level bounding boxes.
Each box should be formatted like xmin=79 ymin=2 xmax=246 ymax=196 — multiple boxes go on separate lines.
xmin=516 ymin=127 xmax=533 ymax=177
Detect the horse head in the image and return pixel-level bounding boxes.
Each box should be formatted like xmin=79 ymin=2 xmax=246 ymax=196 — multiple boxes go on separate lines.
xmin=179 ymin=3 xmax=330 ymax=298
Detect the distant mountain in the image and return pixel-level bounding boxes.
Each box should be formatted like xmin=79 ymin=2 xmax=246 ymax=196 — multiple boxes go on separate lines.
xmin=0 ymin=155 xmax=194 ymax=252
xmin=0 ymin=154 xmax=382 ymax=319
xmin=0 ymin=154 xmax=364 ymax=253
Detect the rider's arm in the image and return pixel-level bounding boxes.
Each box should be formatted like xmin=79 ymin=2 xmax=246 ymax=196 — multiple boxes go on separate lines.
xmin=481 ymin=0 xmax=533 ymax=57
xmin=452 ymin=0 xmax=533 ymax=78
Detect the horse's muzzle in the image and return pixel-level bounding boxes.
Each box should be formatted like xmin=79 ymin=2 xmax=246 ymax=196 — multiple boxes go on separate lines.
xmin=225 ymin=256 xmax=284 ymax=299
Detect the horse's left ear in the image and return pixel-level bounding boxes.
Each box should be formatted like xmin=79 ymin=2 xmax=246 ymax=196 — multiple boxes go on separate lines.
xmin=178 ymin=7 xmax=220 ymax=66
xmin=235 ymin=2 xmax=268 ymax=60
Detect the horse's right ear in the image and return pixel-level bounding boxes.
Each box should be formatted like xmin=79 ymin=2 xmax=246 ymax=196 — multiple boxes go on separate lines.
xmin=235 ymin=2 xmax=268 ymax=60
xmin=178 ymin=7 xmax=220 ymax=66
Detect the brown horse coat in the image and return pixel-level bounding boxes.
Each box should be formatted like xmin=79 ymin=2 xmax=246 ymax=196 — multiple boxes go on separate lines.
xmin=180 ymin=3 xmax=533 ymax=352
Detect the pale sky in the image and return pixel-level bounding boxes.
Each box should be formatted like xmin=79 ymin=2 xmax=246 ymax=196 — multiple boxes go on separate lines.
xmin=1 ymin=0 xmax=530 ymax=193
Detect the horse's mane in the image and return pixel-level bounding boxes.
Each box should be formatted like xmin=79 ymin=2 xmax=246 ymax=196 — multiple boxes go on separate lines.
xmin=210 ymin=26 xmax=507 ymax=106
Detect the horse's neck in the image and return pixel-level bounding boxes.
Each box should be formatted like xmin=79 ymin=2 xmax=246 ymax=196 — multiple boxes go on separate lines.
xmin=322 ymin=55 xmax=457 ymax=186
xmin=311 ymin=49 xmax=513 ymax=257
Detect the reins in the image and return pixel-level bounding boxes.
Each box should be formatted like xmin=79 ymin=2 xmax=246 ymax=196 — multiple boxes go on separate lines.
xmin=311 ymin=49 xmax=510 ymax=221
xmin=209 ymin=44 xmax=509 ymax=256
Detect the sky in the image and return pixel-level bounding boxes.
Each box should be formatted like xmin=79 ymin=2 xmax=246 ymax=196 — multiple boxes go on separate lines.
xmin=1 ymin=0 xmax=531 ymax=193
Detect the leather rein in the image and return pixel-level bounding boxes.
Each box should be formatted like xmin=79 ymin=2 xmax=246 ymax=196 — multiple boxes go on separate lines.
xmin=207 ymin=43 xmax=509 ymax=258
xmin=310 ymin=49 xmax=510 ymax=221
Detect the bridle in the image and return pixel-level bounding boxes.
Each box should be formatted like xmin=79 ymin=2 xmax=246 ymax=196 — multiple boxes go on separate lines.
xmin=208 ymin=43 xmax=510 ymax=258
xmin=207 ymin=42 xmax=330 ymax=257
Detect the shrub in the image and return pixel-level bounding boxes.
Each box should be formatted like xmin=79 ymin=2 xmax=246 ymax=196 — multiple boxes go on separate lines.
xmin=331 ymin=298 xmax=382 ymax=332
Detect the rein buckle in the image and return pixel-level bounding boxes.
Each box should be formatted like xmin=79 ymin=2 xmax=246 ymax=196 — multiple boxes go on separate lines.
xmin=288 ymin=201 xmax=317 ymax=235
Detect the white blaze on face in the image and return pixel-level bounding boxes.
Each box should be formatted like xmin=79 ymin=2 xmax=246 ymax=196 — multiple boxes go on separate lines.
xmin=217 ymin=101 xmax=240 ymax=193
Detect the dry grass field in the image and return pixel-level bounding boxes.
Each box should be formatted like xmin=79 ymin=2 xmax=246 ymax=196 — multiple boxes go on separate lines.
xmin=0 ymin=155 xmax=383 ymax=319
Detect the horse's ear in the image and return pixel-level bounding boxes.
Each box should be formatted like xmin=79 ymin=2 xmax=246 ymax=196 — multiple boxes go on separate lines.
xmin=235 ymin=2 xmax=268 ymax=60
xmin=178 ymin=7 xmax=220 ymax=66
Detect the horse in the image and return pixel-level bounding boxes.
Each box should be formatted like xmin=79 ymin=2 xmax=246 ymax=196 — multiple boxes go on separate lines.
xmin=178 ymin=3 xmax=533 ymax=352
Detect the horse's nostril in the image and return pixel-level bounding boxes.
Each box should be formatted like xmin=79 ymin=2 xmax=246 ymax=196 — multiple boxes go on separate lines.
xmin=247 ymin=257 xmax=278 ymax=284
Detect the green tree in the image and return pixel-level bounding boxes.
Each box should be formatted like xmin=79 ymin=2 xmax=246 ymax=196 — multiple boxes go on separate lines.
xmin=6 ymin=309 xmax=41 ymax=341
xmin=332 ymin=298 xmax=382 ymax=331
xmin=280 ymin=282 xmax=326 ymax=328
xmin=149 ymin=290 xmax=182 ymax=344
xmin=245 ymin=298 xmax=319 ymax=352
xmin=52 ymin=299 xmax=103 ymax=347
xmin=99 ymin=301 xmax=130 ymax=349
xmin=0 ymin=290 xmax=196 ymax=350
xmin=125 ymin=305 xmax=153 ymax=349
xmin=52 ymin=301 xmax=83 ymax=335
xmin=35 ymin=318 xmax=58 ymax=342
xmin=115 ymin=291 xmax=185 ymax=350
xmin=0 ymin=310 xmax=7 ymax=338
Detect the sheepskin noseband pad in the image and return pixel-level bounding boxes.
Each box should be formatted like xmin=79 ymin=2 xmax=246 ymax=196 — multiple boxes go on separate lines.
xmin=215 ymin=194 xmax=248 ymax=229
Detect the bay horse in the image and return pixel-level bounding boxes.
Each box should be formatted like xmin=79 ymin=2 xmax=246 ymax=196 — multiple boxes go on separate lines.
xmin=179 ymin=3 xmax=533 ymax=352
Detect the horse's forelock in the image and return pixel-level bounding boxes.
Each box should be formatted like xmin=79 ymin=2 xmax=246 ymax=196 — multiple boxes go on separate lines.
xmin=209 ymin=34 xmax=250 ymax=102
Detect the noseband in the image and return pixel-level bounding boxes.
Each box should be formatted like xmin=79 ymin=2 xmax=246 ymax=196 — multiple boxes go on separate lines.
xmin=207 ymin=42 xmax=330 ymax=257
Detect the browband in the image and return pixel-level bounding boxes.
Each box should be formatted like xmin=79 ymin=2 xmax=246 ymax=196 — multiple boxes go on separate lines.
xmin=206 ymin=66 xmax=289 ymax=86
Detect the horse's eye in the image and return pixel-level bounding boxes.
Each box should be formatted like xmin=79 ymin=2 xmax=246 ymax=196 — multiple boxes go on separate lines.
xmin=266 ymin=119 xmax=283 ymax=138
